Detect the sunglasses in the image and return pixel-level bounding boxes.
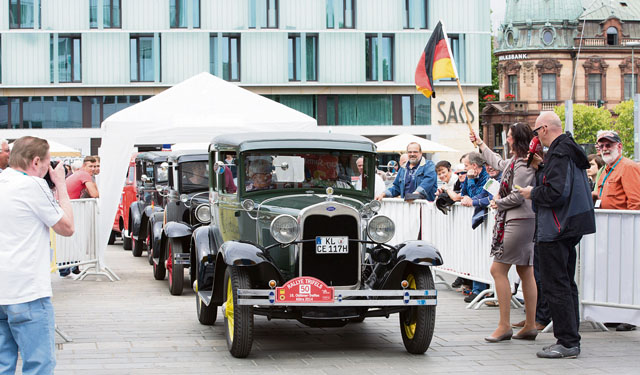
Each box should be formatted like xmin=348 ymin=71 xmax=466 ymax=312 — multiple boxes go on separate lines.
xmin=532 ymin=125 xmax=546 ymax=136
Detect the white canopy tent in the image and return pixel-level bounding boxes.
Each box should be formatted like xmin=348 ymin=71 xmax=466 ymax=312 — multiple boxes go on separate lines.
xmin=97 ymin=72 xmax=317 ymax=262
xmin=375 ymin=133 xmax=457 ymax=153
xmin=9 ymin=139 xmax=82 ymax=157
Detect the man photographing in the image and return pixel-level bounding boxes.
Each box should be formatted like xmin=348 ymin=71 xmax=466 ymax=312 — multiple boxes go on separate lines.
xmin=0 ymin=136 xmax=75 ymax=374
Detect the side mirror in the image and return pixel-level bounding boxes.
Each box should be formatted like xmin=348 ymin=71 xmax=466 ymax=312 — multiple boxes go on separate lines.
xmin=141 ymin=174 xmax=149 ymax=183
xmin=214 ymin=161 xmax=226 ymax=175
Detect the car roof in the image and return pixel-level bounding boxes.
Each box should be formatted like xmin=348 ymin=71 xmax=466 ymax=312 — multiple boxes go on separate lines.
xmin=167 ymin=150 xmax=209 ymax=163
xmin=212 ymin=132 xmax=376 ymax=153
xmin=136 ymin=151 xmax=171 ymax=163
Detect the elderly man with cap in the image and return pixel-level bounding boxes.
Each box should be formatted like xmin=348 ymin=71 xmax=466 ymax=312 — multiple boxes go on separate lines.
xmin=593 ymin=130 xmax=640 ymax=211
xmin=0 ymin=139 xmax=10 ymax=173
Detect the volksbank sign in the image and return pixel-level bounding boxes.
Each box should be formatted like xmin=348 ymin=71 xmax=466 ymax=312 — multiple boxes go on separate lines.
xmin=499 ymin=54 xmax=528 ymax=61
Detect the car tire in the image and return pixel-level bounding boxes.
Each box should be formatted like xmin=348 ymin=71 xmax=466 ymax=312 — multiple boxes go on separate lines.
xmin=147 ymin=229 xmax=154 ymax=266
xmin=399 ymin=268 xmax=436 ymax=354
xmin=122 ymin=231 xmax=132 ymax=250
xmin=152 ymin=242 xmax=166 ymax=281
xmin=132 ymin=238 xmax=143 ymax=257
xmin=195 ymin=261 xmax=217 ymax=325
xmin=223 ymin=266 xmax=254 ymax=358
xmin=168 ymin=239 xmax=184 ymax=296
xmin=108 ymin=230 xmax=117 ymax=245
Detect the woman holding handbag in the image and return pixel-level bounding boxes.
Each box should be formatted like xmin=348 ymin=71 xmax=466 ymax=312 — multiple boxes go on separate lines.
xmin=470 ymin=123 xmax=538 ymax=342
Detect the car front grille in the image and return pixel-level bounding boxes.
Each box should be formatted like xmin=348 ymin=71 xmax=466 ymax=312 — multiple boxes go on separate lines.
xmin=301 ymin=214 xmax=359 ymax=287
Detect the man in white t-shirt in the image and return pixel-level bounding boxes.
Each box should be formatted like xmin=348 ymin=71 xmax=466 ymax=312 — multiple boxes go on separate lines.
xmin=0 ymin=136 xmax=74 ymax=375
xmin=354 ymin=157 xmax=385 ymax=196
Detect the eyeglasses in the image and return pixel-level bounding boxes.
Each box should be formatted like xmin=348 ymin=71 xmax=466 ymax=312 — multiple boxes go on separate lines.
xmin=532 ymin=125 xmax=546 ymax=136
xmin=596 ymin=142 xmax=616 ymax=150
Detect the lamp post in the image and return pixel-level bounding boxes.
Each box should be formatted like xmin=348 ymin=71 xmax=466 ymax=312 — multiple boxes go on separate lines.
xmin=627 ymin=42 xmax=640 ymax=98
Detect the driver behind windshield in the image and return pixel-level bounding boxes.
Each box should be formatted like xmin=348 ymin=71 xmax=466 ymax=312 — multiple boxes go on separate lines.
xmin=246 ymin=157 xmax=274 ymax=191
xmin=183 ymin=162 xmax=208 ymax=186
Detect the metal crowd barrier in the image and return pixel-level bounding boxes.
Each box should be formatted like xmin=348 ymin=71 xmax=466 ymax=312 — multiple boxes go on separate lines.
xmin=382 ymin=198 xmax=522 ymax=310
xmin=51 ymin=198 xmax=119 ymax=281
xmin=580 ymin=209 xmax=640 ymax=327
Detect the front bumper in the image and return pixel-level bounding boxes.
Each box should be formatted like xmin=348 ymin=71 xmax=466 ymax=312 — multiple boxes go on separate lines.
xmin=236 ymin=289 xmax=437 ymax=307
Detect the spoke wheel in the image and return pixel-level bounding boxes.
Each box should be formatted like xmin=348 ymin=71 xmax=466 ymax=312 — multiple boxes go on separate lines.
xmin=399 ymin=268 xmax=436 ymax=354
xmin=223 ymin=266 xmax=253 ymax=358
xmin=168 ymin=239 xmax=184 ymax=295
xmin=195 ymin=260 xmax=217 ymax=325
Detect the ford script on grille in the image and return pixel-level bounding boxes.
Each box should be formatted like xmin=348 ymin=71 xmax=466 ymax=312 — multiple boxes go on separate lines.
xmin=315 ymin=236 xmax=348 ymax=254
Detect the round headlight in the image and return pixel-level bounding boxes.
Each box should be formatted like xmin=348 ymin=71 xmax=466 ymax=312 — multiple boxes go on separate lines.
xmin=270 ymin=214 xmax=299 ymax=244
xmin=368 ymin=200 xmax=381 ymax=212
xmin=241 ymin=199 xmax=255 ymax=211
xmin=195 ymin=204 xmax=211 ymax=223
xmin=367 ymin=215 xmax=395 ymax=243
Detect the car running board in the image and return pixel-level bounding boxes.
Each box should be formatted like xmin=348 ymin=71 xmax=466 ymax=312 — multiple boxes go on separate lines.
xmin=236 ymin=289 xmax=437 ymax=307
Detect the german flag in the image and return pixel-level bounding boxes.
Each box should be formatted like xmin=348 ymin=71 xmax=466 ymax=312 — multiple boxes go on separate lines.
xmin=415 ymin=21 xmax=457 ymax=98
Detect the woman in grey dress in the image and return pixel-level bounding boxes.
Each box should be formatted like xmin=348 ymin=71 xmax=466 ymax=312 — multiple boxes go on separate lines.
xmin=471 ymin=123 xmax=538 ymax=342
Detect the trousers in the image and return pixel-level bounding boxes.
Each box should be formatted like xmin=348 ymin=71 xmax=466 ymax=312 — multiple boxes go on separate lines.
xmin=537 ymin=236 xmax=582 ymax=348
xmin=533 ymin=243 xmax=551 ymax=325
xmin=0 ymin=297 xmax=56 ymax=375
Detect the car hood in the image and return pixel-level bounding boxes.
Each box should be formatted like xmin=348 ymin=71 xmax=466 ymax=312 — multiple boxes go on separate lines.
xmin=254 ymin=194 xmax=368 ymax=218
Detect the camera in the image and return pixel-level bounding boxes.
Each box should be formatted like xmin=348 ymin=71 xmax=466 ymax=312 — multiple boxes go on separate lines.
xmin=43 ymin=161 xmax=59 ymax=189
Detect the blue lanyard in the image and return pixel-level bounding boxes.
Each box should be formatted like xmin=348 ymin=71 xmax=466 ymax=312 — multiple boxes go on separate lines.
xmin=599 ymin=157 xmax=621 ymax=197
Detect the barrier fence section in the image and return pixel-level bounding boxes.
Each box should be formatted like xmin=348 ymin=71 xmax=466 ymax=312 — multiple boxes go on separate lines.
xmin=381 ymin=199 xmax=520 ymax=309
xmin=52 ymin=198 xmax=119 ymax=281
xmin=580 ymin=209 xmax=640 ymax=326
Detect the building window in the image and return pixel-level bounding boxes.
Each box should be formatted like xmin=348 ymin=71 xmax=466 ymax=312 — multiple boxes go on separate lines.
xmin=397 ymin=94 xmax=431 ymax=125
xmin=403 ymin=0 xmax=427 ymax=29
xmin=130 ymin=35 xmax=157 ymax=82
xmin=319 ymin=95 xmax=392 ymax=125
xmin=624 ymin=74 xmax=636 ymax=100
xmin=493 ymin=124 xmax=504 ymax=149
xmin=449 ymin=34 xmax=461 ymax=79
xmin=288 ymin=34 xmax=301 ymax=81
xmin=541 ymin=28 xmax=554 ymax=45
xmin=210 ymin=34 xmax=240 ymax=81
xmin=51 ymin=35 xmax=82 ymax=83
xmin=306 ymin=35 xmax=318 ymax=81
xmin=365 ymin=34 xmax=393 ymax=81
xmin=588 ymin=74 xmax=602 ymax=101
xmin=607 ymin=26 xmax=618 ymax=46
xmin=326 ymin=0 xmax=355 ymax=29
xmin=541 ymin=73 xmax=556 ymax=101
xmin=508 ymin=75 xmax=518 ymax=100
xmin=266 ymin=95 xmax=316 ymax=118
xmin=170 ymin=0 xmax=200 ymax=28
xmin=90 ymin=0 xmax=121 ymax=28
xmin=9 ymin=0 xmax=40 ymax=29
xmin=0 ymin=98 xmax=7 ymax=129
xmin=249 ymin=0 xmax=278 ymax=28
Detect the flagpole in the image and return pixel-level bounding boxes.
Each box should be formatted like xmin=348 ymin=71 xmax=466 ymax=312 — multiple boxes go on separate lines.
xmin=440 ymin=21 xmax=476 ymax=138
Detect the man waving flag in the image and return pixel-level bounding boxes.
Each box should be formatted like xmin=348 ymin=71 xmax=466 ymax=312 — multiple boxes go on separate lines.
xmin=415 ymin=21 xmax=457 ymax=98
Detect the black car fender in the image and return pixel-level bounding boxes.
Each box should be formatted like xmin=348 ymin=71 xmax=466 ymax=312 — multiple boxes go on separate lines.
xmin=129 ymin=202 xmax=143 ymax=238
xmin=380 ymin=241 xmax=443 ymax=290
xmin=192 ymin=226 xmax=222 ymax=301
xmin=138 ymin=206 xmax=163 ymax=241
xmin=149 ymin=212 xmax=165 ymax=259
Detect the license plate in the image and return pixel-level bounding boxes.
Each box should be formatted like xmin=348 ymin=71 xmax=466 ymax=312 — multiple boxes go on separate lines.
xmin=315 ymin=236 xmax=349 ymax=254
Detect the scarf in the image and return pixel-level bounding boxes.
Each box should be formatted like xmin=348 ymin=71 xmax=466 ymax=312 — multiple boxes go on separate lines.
xmin=490 ymin=160 xmax=515 ymax=258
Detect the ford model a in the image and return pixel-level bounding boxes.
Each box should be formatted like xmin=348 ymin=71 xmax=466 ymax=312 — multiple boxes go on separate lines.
xmin=192 ymin=133 xmax=442 ymax=358
xmin=147 ymin=151 xmax=212 ymax=295
xmin=127 ymin=152 xmax=170 ymax=255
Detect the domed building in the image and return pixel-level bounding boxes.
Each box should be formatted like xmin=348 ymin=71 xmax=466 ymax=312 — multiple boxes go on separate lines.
xmin=481 ymin=0 xmax=640 ymax=152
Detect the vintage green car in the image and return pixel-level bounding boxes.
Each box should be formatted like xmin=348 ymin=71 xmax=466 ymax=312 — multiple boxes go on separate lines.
xmin=191 ymin=132 xmax=442 ymax=358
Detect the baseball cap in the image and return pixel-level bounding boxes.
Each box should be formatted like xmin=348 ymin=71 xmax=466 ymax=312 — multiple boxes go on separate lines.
xmin=596 ymin=130 xmax=622 ymax=144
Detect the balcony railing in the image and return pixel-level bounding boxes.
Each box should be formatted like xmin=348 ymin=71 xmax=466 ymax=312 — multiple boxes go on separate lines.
xmin=539 ymin=101 xmax=562 ymax=111
xmin=574 ymin=37 xmax=640 ymax=47
xmin=486 ymin=100 xmax=528 ymax=112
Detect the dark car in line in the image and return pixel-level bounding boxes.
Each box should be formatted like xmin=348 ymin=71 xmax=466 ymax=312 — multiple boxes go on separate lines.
xmin=191 ymin=132 xmax=442 ymax=358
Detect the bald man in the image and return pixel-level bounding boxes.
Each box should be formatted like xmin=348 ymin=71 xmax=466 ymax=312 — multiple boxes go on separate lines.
xmin=519 ymin=112 xmax=595 ymax=359
xmin=0 ymin=139 xmax=10 ymax=172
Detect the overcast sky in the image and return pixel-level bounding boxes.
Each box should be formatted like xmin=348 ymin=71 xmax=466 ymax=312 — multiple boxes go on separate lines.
xmin=491 ymin=0 xmax=506 ymax=34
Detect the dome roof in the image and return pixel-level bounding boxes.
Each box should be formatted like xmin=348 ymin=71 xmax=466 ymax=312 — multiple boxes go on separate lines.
xmin=503 ymin=0 xmax=584 ymax=26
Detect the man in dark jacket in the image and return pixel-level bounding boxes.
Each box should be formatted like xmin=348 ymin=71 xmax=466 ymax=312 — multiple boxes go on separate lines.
xmin=375 ymin=142 xmax=437 ymax=201
xmin=519 ymin=112 xmax=596 ymax=359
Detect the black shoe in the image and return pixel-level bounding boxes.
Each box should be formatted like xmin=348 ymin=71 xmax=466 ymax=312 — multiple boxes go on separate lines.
xmin=616 ymin=323 xmax=636 ymax=331
xmin=451 ymin=277 xmax=463 ymax=288
xmin=464 ymin=293 xmax=478 ymax=303
xmin=536 ymin=344 xmax=580 ymax=359
xmin=71 ymin=266 xmax=81 ymax=275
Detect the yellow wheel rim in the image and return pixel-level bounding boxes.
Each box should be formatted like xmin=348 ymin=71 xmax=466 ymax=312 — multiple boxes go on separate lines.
xmin=403 ymin=274 xmax=417 ymax=339
xmin=225 ymin=276 xmax=234 ymax=341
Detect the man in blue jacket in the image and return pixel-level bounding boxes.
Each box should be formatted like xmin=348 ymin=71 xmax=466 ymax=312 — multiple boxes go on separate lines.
xmin=520 ymin=111 xmax=595 ymax=359
xmin=375 ymin=142 xmax=437 ymax=201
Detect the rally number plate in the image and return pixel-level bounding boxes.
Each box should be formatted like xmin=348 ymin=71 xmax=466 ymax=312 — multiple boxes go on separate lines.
xmin=315 ymin=236 xmax=348 ymax=254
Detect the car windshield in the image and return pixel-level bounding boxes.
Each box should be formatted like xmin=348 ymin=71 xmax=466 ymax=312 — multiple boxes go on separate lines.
xmin=156 ymin=163 xmax=168 ymax=183
xmin=242 ymin=151 xmax=373 ymax=194
xmin=180 ymin=161 xmax=209 ymax=193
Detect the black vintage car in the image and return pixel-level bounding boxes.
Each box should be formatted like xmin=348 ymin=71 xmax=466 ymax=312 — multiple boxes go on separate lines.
xmin=126 ymin=152 xmax=169 ymax=254
xmin=147 ymin=151 xmax=212 ymax=295
xmin=192 ymin=133 xmax=442 ymax=358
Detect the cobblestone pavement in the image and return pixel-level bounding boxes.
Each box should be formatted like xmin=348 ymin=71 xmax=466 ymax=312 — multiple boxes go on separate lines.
xmin=45 ymin=244 xmax=640 ymax=375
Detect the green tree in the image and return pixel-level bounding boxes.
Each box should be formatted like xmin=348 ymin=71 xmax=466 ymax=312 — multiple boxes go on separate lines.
xmin=479 ymin=36 xmax=499 ymax=111
xmin=553 ymin=104 xmax=613 ymax=145
xmin=613 ymin=100 xmax=635 ymax=158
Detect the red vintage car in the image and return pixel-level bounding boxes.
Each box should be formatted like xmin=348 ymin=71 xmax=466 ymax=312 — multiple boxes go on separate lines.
xmin=112 ymin=154 xmax=139 ymax=248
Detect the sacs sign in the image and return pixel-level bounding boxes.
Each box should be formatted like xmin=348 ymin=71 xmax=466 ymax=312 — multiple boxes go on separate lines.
xmin=436 ymin=101 xmax=475 ymax=124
